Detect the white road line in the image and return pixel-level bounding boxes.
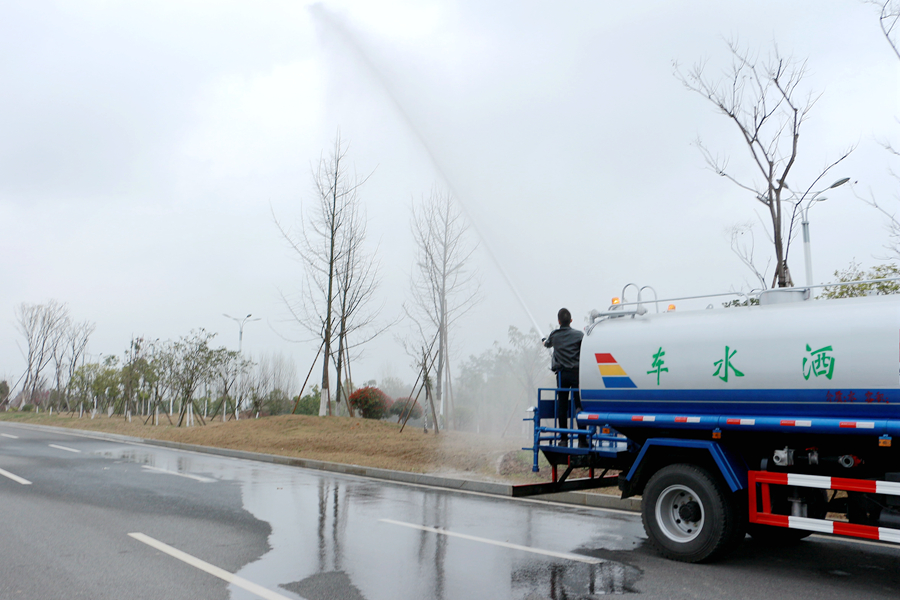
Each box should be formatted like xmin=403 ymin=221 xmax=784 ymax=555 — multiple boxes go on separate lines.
xmin=1 ymin=433 xmax=19 ymax=439
xmin=48 ymin=444 xmax=80 ymax=453
xmin=141 ymin=465 xmax=214 ymax=483
xmin=128 ymin=533 xmax=295 ymax=600
xmin=379 ymin=518 xmax=603 ymax=564
xmin=0 ymin=467 xmax=32 ymax=485
xmin=0 ymin=422 xmax=638 ymax=518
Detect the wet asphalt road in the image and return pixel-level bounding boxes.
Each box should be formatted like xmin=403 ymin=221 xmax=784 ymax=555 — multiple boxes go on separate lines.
xmin=1 ymin=423 xmax=900 ymax=600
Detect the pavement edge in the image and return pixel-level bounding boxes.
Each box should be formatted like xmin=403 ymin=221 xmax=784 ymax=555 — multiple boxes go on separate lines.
xmin=1 ymin=420 xmax=641 ymax=512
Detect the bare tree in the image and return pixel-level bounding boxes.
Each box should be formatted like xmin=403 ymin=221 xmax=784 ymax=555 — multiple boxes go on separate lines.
xmin=276 ymin=133 xmax=377 ymax=417
xmin=332 ymin=194 xmax=388 ymax=413
xmin=170 ymin=330 xmax=215 ymax=426
xmin=51 ymin=319 xmax=96 ymax=412
xmin=858 ymin=187 xmax=900 ymax=259
xmin=64 ymin=320 xmax=94 ymax=410
xmin=858 ymin=2 xmax=900 ymax=257
xmin=676 ymin=41 xmax=852 ymax=287
xmin=246 ymin=354 xmax=272 ymax=418
xmin=405 ymin=187 xmax=480 ymax=428
xmin=397 ymin=331 xmax=442 ymax=433
xmin=205 ymin=347 xmax=249 ymax=421
xmin=150 ymin=339 xmax=178 ymax=420
xmin=15 ymin=300 xmax=70 ymax=406
xmin=265 ymin=351 xmax=299 ymax=398
xmin=727 ymin=222 xmax=770 ymax=290
xmin=869 ymin=0 xmax=900 ymax=60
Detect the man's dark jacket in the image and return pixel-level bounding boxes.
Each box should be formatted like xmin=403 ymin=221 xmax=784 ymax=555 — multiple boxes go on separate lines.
xmin=543 ymin=326 xmax=583 ymax=372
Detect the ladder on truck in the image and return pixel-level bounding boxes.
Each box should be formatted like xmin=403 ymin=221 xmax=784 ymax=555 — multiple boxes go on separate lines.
xmin=513 ymin=387 xmax=635 ymax=497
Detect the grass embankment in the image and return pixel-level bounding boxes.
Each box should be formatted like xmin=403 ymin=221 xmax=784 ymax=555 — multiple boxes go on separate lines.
xmin=0 ymin=412 xmax=552 ymax=483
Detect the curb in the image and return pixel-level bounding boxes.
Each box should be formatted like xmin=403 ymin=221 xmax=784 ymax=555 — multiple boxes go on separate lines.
xmin=2 ymin=421 xmax=641 ymax=513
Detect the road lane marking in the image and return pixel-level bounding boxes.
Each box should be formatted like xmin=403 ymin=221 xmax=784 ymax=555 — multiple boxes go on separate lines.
xmin=0 ymin=467 xmax=32 ymax=485
xmin=1 ymin=433 xmax=18 ymax=439
xmin=128 ymin=533 xmax=295 ymax=600
xmin=141 ymin=465 xmax=214 ymax=483
xmin=379 ymin=518 xmax=603 ymax=564
xmin=49 ymin=444 xmax=80 ymax=453
xmin=0 ymin=422 xmax=640 ymax=518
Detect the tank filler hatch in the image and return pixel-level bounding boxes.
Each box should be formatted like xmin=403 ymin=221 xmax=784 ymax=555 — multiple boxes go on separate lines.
xmin=758 ymin=288 xmax=810 ymax=305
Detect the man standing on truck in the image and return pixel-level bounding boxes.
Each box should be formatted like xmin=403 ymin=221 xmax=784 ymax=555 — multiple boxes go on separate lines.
xmin=543 ymin=308 xmax=585 ymax=447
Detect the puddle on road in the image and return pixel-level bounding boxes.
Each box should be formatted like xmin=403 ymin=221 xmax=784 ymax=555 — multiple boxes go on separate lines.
xmin=97 ymin=447 xmax=221 ymax=481
xmin=97 ymin=444 xmax=646 ymax=599
xmin=281 ymin=571 xmax=367 ymax=600
xmin=513 ymin=560 xmax=642 ymax=598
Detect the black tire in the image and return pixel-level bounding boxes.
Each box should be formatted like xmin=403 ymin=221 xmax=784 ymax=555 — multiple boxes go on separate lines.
xmin=642 ymin=463 xmax=742 ymax=563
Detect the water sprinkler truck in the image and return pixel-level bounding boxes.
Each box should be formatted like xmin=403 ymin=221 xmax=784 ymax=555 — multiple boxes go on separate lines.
xmin=519 ymin=282 xmax=900 ymax=562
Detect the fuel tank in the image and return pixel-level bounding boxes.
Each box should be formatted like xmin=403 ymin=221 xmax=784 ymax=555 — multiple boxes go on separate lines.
xmin=579 ymin=295 xmax=900 ymax=419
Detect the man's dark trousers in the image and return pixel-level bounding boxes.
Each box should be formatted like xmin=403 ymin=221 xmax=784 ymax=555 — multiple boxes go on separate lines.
xmin=556 ymin=369 xmax=581 ymax=446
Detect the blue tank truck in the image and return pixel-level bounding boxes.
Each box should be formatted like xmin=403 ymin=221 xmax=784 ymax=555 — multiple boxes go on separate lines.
xmin=517 ymin=285 xmax=900 ymax=562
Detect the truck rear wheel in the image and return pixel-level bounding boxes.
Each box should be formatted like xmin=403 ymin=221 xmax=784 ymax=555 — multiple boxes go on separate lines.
xmin=642 ymin=463 xmax=741 ymax=563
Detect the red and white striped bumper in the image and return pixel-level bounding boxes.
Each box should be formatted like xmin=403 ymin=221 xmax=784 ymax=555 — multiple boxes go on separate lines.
xmin=749 ymin=470 xmax=900 ymax=544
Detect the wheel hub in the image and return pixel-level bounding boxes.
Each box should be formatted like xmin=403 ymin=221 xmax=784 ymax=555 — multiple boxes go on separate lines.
xmin=655 ymin=484 xmax=705 ymax=543
xmin=678 ymin=500 xmax=702 ymax=523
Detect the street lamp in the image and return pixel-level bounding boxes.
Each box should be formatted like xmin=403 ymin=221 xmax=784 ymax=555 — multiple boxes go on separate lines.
xmin=223 ymin=313 xmax=261 ymax=354
xmin=801 ymin=177 xmax=850 ymax=287
xmin=223 ymin=313 xmax=260 ymax=419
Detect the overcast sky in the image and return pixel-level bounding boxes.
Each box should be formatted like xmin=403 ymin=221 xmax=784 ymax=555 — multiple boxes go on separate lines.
xmin=2 ymin=0 xmax=898 ymax=389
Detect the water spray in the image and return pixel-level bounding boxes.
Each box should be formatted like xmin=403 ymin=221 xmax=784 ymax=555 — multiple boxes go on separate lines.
xmin=309 ymin=4 xmax=546 ymax=340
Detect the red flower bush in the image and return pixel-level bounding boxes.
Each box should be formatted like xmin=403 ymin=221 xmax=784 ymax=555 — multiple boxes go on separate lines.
xmin=348 ymin=386 xmax=390 ymax=419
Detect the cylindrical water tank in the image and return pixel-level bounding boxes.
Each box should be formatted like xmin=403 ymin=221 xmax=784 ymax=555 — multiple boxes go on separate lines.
xmin=579 ymin=295 xmax=900 ymax=419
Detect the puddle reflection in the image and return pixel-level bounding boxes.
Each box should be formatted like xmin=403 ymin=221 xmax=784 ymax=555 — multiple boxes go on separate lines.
xmin=317 ymin=479 xmax=348 ymax=573
xmin=281 ymin=570 xmax=367 ymax=600
xmin=96 ymin=444 xmax=644 ymax=599
xmin=513 ymin=560 xmax=642 ymax=598
xmin=414 ymin=495 xmax=450 ymax=600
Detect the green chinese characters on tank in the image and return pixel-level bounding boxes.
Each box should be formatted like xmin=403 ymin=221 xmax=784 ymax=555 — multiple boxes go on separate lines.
xmin=803 ymin=344 xmax=835 ymax=380
xmin=647 ymin=346 xmax=669 ymax=385
xmin=713 ymin=346 xmax=744 ymax=382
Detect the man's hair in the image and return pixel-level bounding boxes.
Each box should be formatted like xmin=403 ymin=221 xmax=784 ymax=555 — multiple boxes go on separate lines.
xmin=558 ymin=308 xmax=572 ymax=327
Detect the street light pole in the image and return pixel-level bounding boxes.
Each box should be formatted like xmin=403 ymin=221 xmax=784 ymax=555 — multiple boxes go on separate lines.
xmin=801 ymin=203 xmax=817 ymax=288
xmin=800 ymin=178 xmax=850 ymax=287
xmin=223 ymin=313 xmax=260 ymax=418
xmin=223 ymin=313 xmax=260 ymax=354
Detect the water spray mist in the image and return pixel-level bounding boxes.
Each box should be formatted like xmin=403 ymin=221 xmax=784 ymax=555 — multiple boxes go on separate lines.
xmin=309 ymin=4 xmax=546 ymax=340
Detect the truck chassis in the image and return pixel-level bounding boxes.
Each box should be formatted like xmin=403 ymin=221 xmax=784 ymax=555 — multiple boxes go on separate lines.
xmin=519 ymin=388 xmax=900 ymax=562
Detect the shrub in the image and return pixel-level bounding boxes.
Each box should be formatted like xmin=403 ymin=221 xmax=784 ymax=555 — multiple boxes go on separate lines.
xmin=293 ymin=385 xmax=321 ymax=416
xmin=348 ymin=387 xmax=390 ymax=420
xmin=263 ymin=389 xmax=292 ymax=415
xmin=295 ymin=396 xmax=319 ymax=415
xmin=389 ymin=397 xmax=423 ymax=420
xmin=20 ymin=404 xmax=34 ymax=412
